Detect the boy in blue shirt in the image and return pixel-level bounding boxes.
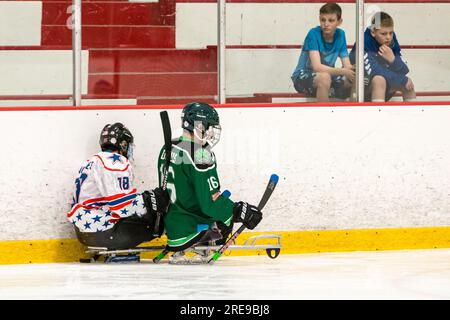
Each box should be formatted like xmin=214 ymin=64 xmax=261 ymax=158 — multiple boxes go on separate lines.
xmin=349 ymin=11 xmax=416 ymax=102
xmin=291 ymin=3 xmax=354 ymax=102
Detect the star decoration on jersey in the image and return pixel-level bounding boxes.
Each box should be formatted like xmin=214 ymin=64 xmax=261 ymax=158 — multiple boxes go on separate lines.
xmin=70 ymin=196 xmax=147 ymax=232
xmin=108 ymin=154 xmax=123 ymax=164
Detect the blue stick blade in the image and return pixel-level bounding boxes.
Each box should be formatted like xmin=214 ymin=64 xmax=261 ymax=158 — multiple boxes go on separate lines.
xmin=222 ymin=190 xmax=231 ymax=198
xmin=270 ymin=174 xmax=279 ymax=185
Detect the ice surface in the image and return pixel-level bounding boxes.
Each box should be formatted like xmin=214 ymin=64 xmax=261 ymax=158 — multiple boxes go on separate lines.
xmin=1 ymin=249 xmax=450 ymax=300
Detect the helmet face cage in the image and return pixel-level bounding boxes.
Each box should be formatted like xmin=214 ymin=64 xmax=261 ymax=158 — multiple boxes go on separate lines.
xmin=192 ymin=121 xmax=221 ymax=147
xmin=126 ymin=142 xmax=135 ymax=161
xmin=208 ymin=124 xmax=221 ymax=147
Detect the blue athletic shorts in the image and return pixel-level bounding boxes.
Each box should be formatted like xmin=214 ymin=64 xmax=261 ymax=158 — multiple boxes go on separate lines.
xmin=292 ymin=70 xmax=351 ymax=99
xmin=364 ymin=76 xmax=396 ymax=102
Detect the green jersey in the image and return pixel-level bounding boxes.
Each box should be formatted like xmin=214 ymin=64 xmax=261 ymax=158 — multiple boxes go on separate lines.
xmin=157 ymin=136 xmax=234 ymax=248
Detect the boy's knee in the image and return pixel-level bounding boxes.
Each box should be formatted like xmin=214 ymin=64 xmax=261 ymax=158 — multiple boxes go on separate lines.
xmin=315 ymin=72 xmax=332 ymax=88
xmin=371 ymin=76 xmax=387 ymax=89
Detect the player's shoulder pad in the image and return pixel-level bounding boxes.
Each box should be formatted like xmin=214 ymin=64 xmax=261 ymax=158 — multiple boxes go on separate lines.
xmin=94 ymin=152 xmax=130 ymax=172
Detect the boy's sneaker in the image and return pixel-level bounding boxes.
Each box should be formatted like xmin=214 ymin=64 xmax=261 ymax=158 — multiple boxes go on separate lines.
xmin=168 ymin=251 xmax=208 ymax=265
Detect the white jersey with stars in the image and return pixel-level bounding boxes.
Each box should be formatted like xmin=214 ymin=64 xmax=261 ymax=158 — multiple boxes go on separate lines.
xmin=67 ymin=151 xmax=146 ymax=233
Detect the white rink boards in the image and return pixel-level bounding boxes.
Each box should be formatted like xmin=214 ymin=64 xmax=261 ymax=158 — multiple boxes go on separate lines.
xmin=2 ymin=104 xmax=450 ymax=241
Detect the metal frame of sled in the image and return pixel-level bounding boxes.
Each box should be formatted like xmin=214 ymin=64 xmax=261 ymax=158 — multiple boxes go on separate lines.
xmin=80 ymin=234 xmax=282 ymax=263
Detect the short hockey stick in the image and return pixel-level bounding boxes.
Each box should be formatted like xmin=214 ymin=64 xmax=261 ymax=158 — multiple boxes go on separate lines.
xmin=152 ymin=247 xmax=170 ymax=264
xmin=152 ymin=111 xmax=172 ymax=237
xmin=160 ymin=110 xmax=172 ymax=191
xmin=208 ymin=173 xmax=279 ymax=263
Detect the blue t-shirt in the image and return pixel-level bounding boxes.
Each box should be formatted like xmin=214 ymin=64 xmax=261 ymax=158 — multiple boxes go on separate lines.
xmin=291 ymin=26 xmax=349 ymax=81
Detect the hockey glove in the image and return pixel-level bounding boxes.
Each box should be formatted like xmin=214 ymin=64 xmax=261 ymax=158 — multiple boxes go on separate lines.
xmin=142 ymin=187 xmax=170 ymax=214
xmin=233 ymin=202 xmax=262 ymax=230
xmin=142 ymin=188 xmax=170 ymax=237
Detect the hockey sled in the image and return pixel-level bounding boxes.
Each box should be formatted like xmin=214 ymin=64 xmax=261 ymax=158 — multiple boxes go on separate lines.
xmin=79 ymin=245 xmax=166 ymax=263
xmin=80 ymin=234 xmax=282 ymax=264
xmin=192 ymin=234 xmax=282 ymax=259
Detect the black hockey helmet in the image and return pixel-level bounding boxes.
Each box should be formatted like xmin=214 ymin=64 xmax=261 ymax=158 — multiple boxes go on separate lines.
xmin=99 ymin=122 xmax=134 ymax=158
xmin=181 ymin=102 xmax=221 ymax=146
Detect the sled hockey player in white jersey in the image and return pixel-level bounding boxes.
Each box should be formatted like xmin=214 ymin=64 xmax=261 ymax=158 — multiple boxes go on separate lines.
xmin=67 ymin=122 xmax=170 ymax=249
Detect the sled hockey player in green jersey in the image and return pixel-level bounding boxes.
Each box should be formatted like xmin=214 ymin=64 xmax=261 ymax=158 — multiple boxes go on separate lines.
xmin=157 ymin=102 xmax=263 ymax=264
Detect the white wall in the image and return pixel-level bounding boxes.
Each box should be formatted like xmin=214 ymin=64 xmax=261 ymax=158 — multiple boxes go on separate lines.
xmin=225 ymin=48 xmax=450 ymax=95
xmin=0 ymin=1 xmax=42 ymax=46
xmin=2 ymin=105 xmax=450 ymax=241
xmin=0 ymin=51 xmax=89 ymax=95
xmin=0 ymin=99 xmax=137 ymax=107
xmin=176 ymin=3 xmax=450 ymax=47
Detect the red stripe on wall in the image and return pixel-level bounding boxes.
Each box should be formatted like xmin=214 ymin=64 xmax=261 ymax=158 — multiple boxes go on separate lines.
xmin=41 ymin=25 xmax=175 ymax=48
xmin=42 ymin=2 xmax=175 ymax=26
xmin=88 ymin=73 xmax=216 ymax=96
xmin=89 ymin=48 xmax=217 ymax=73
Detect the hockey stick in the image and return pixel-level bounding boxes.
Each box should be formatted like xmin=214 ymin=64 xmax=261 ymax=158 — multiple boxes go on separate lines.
xmin=152 ymin=189 xmax=232 ymax=263
xmin=160 ymin=110 xmax=172 ymax=191
xmin=152 ymin=111 xmax=171 ymax=237
xmin=208 ymin=173 xmax=279 ymax=263
xmin=152 ymin=247 xmax=170 ymax=263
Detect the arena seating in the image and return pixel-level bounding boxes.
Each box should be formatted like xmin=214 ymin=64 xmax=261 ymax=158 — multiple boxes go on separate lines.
xmin=0 ymin=0 xmax=448 ymax=106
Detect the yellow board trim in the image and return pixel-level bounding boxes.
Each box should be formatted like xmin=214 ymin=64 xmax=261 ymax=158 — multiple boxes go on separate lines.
xmin=1 ymin=226 xmax=450 ymax=264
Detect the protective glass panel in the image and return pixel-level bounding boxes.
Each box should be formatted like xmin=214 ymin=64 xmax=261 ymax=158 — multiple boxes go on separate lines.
xmin=82 ymin=0 xmax=217 ymax=106
xmin=224 ymin=1 xmax=450 ymax=104
xmin=363 ymin=2 xmax=450 ymax=102
xmin=0 ymin=0 xmax=75 ymax=107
